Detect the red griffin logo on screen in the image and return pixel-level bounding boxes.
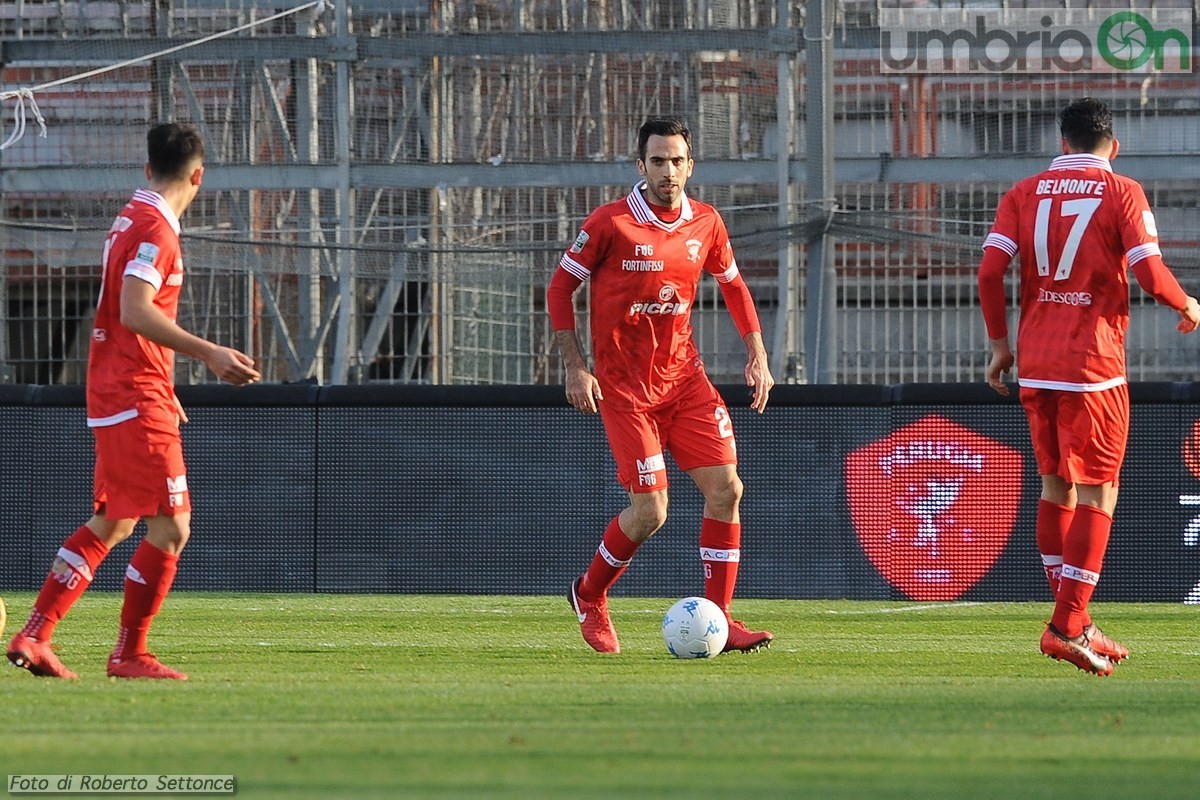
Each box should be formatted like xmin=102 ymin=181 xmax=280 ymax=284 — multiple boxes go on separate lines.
xmin=845 ymin=416 xmax=1023 ymax=601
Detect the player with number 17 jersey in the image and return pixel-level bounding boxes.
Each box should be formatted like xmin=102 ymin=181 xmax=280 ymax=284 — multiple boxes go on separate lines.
xmin=978 ymin=99 xmax=1199 ymax=678
xmin=981 ymin=153 xmax=1179 ymax=390
xmin=557 ymin=183 xmax=750 ymax=410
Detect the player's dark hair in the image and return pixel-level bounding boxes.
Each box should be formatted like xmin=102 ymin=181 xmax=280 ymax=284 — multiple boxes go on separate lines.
xmin=638 ymin=116 xmax=692 ymax=161
xmin=147 ymin=122 xmax=205 ymax=181
xmin=1059 ymin=98 xmax=1113 ymax=154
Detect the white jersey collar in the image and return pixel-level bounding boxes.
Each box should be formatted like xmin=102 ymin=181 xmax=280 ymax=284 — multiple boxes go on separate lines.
xmin=626 ymin=181 xmax=694 ymax=231
xmin=132 ymin=188 xmax=182 ymax=234
xmin=1049 ymin=153 xmax=1113 ymax=173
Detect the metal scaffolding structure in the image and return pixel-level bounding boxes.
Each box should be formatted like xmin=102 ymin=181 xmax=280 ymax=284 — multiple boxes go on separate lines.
xmin=3 ymin=0 xmax=1200 ymax=386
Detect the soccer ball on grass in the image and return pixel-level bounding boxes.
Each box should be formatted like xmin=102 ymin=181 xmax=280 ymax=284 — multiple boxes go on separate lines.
xmin=662 ymin=596 xmax=728 ymax=658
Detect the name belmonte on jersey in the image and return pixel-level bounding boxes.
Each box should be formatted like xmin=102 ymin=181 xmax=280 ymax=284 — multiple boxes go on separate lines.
xmin=1035 ymin=178 xmax=1106 ymax=196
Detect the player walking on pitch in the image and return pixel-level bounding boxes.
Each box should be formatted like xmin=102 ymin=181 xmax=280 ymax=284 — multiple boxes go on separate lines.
xmin=978 ymin=98 xmax=1200 ymax=675
xmin=6 ymin=122 xmax=260 ymax=680
xmin=548 ymin=116 xmax=775 ymax=654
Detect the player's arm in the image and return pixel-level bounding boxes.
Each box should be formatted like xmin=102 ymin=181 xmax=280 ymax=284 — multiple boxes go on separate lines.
xmin=1121 ymin=186 xmax=1200 ymax=334
xmin=1130 ymin=255 xmax=1200 ymax=334
xmin=714 ymin=273 xmax=772 ymax=412
xmin=1177 ymin=295 xmax=1200 ymax=334
xmin=547 ymin=262 xmax=603 ymax=414
xmin=740 ymin=330 xmax=772 ymax=414
xmin=120 ymin=276 xmax=261 ymax=385
xmin=709 ymin=218 xmax=773 ymax=412
xmin=978 ymin=211 xmax=1017 ymax=396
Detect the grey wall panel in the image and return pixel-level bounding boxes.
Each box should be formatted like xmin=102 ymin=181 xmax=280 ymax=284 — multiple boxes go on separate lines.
xmin=2 ymin=384 xmax=1198 ymax=603
xmin=0 ymin=406 xmax=36 ymax=589
xmin=313 ymin=407 xmax=615 ymax=593
xmin=25 ymin=407 xmax=98 ymax=586
xmin=176 ymin=407 xmax=317 ymax=592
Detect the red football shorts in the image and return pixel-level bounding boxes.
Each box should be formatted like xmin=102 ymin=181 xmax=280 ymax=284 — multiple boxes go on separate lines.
xmin=598 ymin=374 xmax=737 ymax=494
xmin=92 ymin=407 xmax=190 ymax=519
xmin=1019 ymin=383 xmax=1129 ymax=485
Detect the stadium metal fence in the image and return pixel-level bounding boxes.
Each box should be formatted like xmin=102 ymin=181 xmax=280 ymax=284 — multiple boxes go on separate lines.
xmin=2 ymin=0 xmax=1199 ymax=387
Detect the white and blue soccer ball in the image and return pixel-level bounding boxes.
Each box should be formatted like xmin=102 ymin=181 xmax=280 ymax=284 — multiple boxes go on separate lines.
xmin=662 ymin=596 xmax=728 ymax=659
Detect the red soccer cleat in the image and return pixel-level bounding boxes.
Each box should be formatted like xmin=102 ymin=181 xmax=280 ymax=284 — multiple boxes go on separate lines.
xmin=568 ymin=577 xmax=620 ymax=653
xmin=107 ymin=653 xmax=188 ymax=680
xmin=722 ymin=618 xmax=773 ymax=653
xmin=1040 ymin=623 xmax=1113 ymax=676
xmin=1084 ymin=622 xmax=1130 ymax=663
xmin=7 ymin=633 xmax=79 ymax=679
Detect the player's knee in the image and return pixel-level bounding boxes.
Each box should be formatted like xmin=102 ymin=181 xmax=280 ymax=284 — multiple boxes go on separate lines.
xmin=88 ymin=515 xmax=138 ymax=548
xmin=630 ymin=493 xmax=669 ymax=535
xmin=707 ymin=475 xmax=743 ymax=516
xmin=637 ymin=506 xmax=669 ymax=534
xmin=145 ymin=515 xmax=191 ymax=554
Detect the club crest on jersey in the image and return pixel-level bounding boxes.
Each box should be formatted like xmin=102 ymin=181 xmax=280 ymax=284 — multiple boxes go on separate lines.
xmin=685 ymin=238 xmax=703 ymax=263
xmin=569 ymin=229 xmax=590 ymax=253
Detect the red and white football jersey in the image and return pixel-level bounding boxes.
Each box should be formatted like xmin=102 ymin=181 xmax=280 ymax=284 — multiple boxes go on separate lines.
xmin=87 ymin=189 xmax=185 ymax=427
xmin=983 ymin=153 xmax=1161 ymax=389
xmin=557 ymin=182 xmax=741 ymax=410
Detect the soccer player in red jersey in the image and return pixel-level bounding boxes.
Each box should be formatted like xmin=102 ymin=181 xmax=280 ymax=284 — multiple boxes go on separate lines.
xmin=6 ymin=123 xmax=260 ymax=680
xmin=548 ymin=116 xmax=775 ymax=654
xmin=978 ymin=98 xmax=1200 ymax=675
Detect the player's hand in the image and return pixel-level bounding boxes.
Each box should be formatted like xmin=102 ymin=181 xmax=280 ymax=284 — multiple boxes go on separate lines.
xmin=564 ymin=366 xmax=603 ymax=414
xmin=206 ymin=347 xmax=261 ymax=386
xmin=1178 ymin=296 xmax=1200 ymax=334
xmin=173 ymin=394 xmax=189 ymax=425
xmin=986 ymin=339 xmax=1014 ymax=397
xmin=745 ymin=353 xmax=774 ymax=414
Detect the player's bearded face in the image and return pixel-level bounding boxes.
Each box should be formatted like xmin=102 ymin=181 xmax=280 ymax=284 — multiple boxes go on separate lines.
xmin=638 ymin=134 xmax=694 ymax=209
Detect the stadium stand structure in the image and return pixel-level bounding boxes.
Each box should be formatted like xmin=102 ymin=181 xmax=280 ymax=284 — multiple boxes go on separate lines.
xmin=2 ymin=0 xmax=1199 ymax=386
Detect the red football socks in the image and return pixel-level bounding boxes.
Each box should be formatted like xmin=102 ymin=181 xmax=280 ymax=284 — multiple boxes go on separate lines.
xmin=577 ymin=517 xmax=640 ymax=603
xmin=1036 ymin=499 xmax=1072 ymax=598
xmin=22 ymin=525 xmax=111 ymax=641
xmin=700 ymin=518 xmax=741 ymax=614
xmin=1051 ymin=504 xmax=1112 ymax=638
xmin=112 ymin=540 xmax=180 ymax=660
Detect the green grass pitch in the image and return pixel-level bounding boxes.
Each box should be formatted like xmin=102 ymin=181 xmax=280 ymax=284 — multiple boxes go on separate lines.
xmin=2 ymin=593 xmax=1199 ymax=799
